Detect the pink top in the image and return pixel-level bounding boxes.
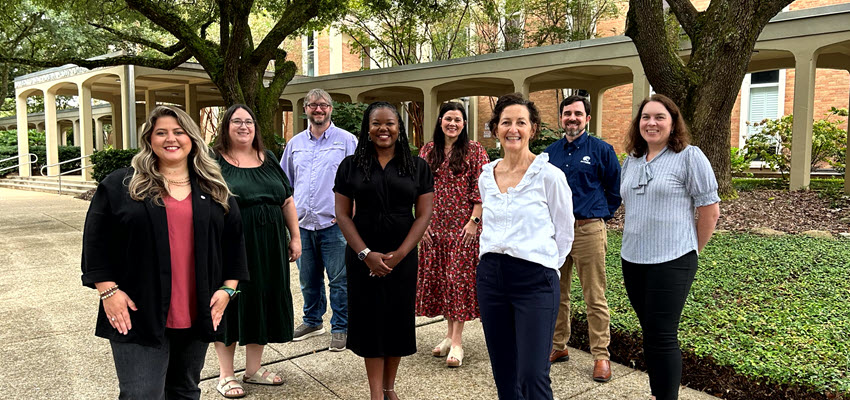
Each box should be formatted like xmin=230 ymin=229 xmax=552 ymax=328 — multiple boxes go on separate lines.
xmin=164 ymin=194 xmax=197 ymax=329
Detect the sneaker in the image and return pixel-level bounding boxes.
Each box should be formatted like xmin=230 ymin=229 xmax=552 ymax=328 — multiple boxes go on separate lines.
xmin=329 ymin=332 xmax=347 ymax=352
xmin=292 ymin=323 xmax=325 ymax=341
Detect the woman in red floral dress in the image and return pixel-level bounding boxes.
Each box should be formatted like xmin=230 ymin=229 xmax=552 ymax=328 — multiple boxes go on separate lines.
xmin=417 ymin=102 xmax=490 ymax=368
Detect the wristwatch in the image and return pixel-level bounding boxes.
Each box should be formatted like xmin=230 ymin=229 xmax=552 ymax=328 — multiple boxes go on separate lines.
xmin=358 ymin=248 xmax=371 ymax=261
xmin=470 ymin=216 xmax=481 ymax=224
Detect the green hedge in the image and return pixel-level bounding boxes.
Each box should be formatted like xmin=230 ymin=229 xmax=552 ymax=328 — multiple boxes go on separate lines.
xmin=733 ymin=177 xmax=845 ymax=192
xmin=569 ymin=232 xmax=850 ymax=395
xmin=91 ymin=148 xmax=139 ymax=182
xmin=0 ymin=145 xmax=81 ymax=177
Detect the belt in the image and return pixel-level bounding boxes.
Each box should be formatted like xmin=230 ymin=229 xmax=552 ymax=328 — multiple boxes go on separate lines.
xmin=575 ymin=218 xmax=602 ymax=227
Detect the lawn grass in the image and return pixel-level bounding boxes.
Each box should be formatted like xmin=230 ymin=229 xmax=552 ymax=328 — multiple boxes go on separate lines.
xmin=568 ymin=231 xmax=850 ymax=397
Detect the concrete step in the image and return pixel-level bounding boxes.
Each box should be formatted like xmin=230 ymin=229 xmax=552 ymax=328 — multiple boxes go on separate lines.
xmin=0 ymin=175 xmax=96 ymax=196
xmin=0 ymin=181 xmax=90 ymax=196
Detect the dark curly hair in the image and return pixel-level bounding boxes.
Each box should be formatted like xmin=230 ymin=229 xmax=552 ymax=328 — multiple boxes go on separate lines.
xmin=624 ymin=94 xmax=690 ymax=157
xmin=487 ymin=93 xmax=541 ymax=141
xmin=427 ymin=102 xmax=469 ymax=175
xmin=352 ymin=102 xmax=416 ymax=181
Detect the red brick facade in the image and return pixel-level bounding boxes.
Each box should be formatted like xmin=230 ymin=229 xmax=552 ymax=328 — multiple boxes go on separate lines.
xmin=283 ymin=0 xmax=849 ymax=154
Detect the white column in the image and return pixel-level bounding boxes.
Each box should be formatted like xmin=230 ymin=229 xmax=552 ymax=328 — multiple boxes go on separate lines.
xmin=112 ymin=100 xmax=124 ymax=149
xmin=588 ymin=87 xmax=605 ymax=138
xmin=44 ymin=90 xmax=60 ymax=176
xmin=145 ymin=90 xmax=157 ymax=118
xmin=120 ymin=66 xmax=137 ymax=148
xmin=15 ymin=92 xmax=31 ymax=177
xmin=78 ymin=82 xmax=94 ymax=180
xmin=95 ymin=118 xmax=105 ymax=151
xmin=512 ymin=78 xmax=530 ymax=99
xmin=422 ymin=87 xmax=439 ymax=144
xmin=468 ymin=96 xmax=479 ymax=142
xmin=184 ymin=84 xmax=199 ymax=124
xmin=845 ymin=80 xmax=849 ymax=195
xmin=73 ymin=120 xmax=80 ymax=146
xmin=631 ymin=68 xmax=651 ymax=118
xmin=789 ymin=50 xmax=818 ymax=191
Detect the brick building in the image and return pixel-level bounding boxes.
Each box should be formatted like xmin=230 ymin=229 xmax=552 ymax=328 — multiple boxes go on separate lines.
xmin=282 ymin=0 xmax=849 ymax=160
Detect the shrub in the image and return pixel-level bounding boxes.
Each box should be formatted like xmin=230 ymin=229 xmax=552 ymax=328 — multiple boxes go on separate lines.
xmin=730 ymin=147 xmax=754 ymax=177
xmin=0 ymin=145 xmax=82 ymax=176
xmin=745 ymin=108 xmax=847 ymax=177
xmin=91 ymin=148 xmax=139 ymax=182
xmin=331 ymin=101 xmax=369 ymax=136
xmin=0 ymin=129 xmax=47 ymax=147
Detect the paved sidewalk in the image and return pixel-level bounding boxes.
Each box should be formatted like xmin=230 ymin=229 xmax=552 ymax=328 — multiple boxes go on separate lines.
xmin=0 ymin=188 xmax=719 ymax=399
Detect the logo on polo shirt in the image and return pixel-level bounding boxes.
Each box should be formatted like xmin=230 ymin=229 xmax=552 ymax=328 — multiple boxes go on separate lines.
xmin=581 ymin=156 xmax=591 ymax=165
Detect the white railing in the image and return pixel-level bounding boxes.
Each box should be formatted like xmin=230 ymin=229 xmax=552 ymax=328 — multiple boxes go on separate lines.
xmin=0 ymin=153 xmax=38 ymax=174
xmin=39 ymin=155 xmax=93 ymax=195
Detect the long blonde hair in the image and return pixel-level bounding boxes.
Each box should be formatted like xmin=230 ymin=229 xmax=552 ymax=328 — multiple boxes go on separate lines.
xmin=129 ymin=105 xmax=232 ymax=211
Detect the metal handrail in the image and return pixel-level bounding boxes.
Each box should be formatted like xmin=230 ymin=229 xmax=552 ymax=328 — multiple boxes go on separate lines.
xmin=39 ymin=154 xmax=93 ymax=195
xmin=0 ymin=153 xmax=38 ymax=174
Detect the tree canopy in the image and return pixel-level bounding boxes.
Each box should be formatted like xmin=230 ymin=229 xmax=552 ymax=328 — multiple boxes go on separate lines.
xmin=1 ymin=0 xmax=347 ymax=151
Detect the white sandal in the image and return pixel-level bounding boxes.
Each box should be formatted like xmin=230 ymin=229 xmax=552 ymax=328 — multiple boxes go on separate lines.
xmin=243 ymin=366 xmax=284 ymax=386
xmin=216 ymin=376 xmax=245 ymax=398
xmin=432 ymin=337 xmax=451 ymax=357
xmin=447 ymin=345 xmax=464 ymax=367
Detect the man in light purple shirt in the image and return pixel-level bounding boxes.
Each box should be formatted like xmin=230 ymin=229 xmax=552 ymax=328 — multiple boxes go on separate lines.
xmin=280 ymin=88 xmax=357 ymax=351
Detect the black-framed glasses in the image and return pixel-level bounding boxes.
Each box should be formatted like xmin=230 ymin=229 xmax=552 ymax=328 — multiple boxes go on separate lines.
xmin=306 ymin=103 xmax=331 ymax=110
xmin=230 ymin=119 xmax=254 ymax=127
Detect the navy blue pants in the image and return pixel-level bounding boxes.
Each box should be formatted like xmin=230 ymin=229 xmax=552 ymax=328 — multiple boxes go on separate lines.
xmin=477 ymin=253 xmax=560 ymax=400
xmin=622 ymin=251 xmax=699 ymax=400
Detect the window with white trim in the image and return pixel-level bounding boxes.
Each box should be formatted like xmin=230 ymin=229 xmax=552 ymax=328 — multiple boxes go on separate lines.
xmin=303 ymin=32 xmax=316 ymax=77
xmin=739 ymin=69 xmax=785 ymax=161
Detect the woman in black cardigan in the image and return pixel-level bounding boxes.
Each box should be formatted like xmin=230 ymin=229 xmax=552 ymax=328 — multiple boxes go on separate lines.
xmin=81 ymin=105 xmax=249 ymax=399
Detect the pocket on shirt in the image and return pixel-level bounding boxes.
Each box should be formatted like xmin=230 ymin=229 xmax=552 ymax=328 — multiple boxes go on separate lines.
xmin=319 ymin=146 xmax=347 ymax=172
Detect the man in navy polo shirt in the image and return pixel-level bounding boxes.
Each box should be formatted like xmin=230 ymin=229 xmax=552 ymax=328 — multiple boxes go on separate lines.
xmin=544 ymin=95 xmax=621 ymax=382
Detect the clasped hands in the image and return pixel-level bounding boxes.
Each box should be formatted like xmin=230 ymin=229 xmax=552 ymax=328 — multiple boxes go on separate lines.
xmin=364 ymin=250 xmax=399 ymax=278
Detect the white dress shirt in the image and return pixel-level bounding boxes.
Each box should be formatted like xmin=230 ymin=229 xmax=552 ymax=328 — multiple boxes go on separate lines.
xmin=478 ymin=153 xmax=575 ymax=272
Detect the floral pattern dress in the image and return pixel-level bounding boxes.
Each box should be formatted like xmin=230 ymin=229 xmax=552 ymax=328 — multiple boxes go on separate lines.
xmin=416 ymin=141 xmax=490 ymax=321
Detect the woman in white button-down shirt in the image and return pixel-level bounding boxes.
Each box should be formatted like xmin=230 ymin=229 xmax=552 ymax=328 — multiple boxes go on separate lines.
xmin=477 ymin=93 xmax=575 ymax=400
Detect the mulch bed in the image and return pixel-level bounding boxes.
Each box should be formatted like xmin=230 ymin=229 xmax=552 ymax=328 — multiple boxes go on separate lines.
xmin=607 ymin=189 xmax=850 ymax=235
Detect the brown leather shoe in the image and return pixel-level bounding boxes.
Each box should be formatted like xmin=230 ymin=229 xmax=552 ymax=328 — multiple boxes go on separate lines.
xmin=592 ymin=360 xmax=612 ymax=382
xmin=549 ymin=348 xmax=569 ymax=363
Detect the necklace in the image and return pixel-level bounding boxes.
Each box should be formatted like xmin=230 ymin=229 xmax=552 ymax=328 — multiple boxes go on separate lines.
xmin=166 ymin=177 xmax=190 ymax=186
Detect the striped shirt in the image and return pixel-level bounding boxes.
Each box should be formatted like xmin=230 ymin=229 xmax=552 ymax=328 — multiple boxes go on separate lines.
xmin=620 ymin=145 xmax=720 ymax=264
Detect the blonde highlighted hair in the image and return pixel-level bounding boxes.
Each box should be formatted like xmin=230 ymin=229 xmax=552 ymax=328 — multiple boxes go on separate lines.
xmin=129 ymin=105 xmax=232 ymax=211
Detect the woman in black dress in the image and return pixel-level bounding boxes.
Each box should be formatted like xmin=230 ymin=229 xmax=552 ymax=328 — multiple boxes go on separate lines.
xmin=334 ymin=102 xmax=434 ymax=400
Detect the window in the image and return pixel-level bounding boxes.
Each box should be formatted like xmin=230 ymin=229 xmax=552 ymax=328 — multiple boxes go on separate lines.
xmin=739 ymin=69 xmax=785 ymax=162
xmin=303 ymin=32 xmax=316 ymax=77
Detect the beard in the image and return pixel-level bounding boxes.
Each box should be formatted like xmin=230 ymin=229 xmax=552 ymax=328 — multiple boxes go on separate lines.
xmin=564 ymin=126 xmax=584 ymax=138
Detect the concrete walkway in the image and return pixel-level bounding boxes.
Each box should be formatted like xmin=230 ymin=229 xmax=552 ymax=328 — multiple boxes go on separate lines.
xmin=0 ymin=188 xmax=719 ymax=399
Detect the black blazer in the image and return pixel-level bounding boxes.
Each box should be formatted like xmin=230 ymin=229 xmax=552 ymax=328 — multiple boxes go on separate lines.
xmin=81 ymin=168 xmax=249 ymax=347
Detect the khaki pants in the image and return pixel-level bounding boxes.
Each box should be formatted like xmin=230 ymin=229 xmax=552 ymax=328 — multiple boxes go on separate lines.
xmin=552 ymin=219 xmax=610 ymax=360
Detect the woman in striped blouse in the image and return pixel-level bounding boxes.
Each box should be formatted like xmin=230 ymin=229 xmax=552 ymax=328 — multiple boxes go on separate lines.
xmin=619 ymin=94 xmax=721 ymax=400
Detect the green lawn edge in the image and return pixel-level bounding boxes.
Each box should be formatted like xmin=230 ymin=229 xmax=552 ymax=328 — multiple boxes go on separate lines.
xmin=568 ymin=231 xmax=850 ymax=393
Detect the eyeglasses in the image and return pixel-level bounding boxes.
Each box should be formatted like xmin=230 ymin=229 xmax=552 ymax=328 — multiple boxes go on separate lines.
xmin=306 ymin=103 xmax=331 ymax=110
xmin=230 ymin=119 xmax=254 ymax=127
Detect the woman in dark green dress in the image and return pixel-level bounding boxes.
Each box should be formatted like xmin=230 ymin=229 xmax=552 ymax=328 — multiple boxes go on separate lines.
xmin=212 ymin=105 xmax=301 ymax=398
xmin=334 ymin=102 xmax=434 ymax=400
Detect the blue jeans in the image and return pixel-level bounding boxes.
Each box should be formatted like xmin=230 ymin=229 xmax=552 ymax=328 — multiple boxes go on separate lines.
xmin=477 ymin=253 xmax=559 ymax=400
xmin=297 ymin=224 xmax=348 ymax=332
xmin=110 ymin=329 xmax=208 ymax=400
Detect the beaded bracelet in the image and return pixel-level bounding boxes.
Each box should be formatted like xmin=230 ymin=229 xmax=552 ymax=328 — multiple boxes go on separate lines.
xmin=99 ymin=285 xmax=119 ymax=297
xmin=100 ymin=289 xmax=119 ymax=300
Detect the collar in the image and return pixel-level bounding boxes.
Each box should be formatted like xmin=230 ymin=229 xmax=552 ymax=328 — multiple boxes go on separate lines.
xmin=562 ymin=130 xmax=588 ymax=149
xmin=307 ymin=122 xmax=336 ymax=140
